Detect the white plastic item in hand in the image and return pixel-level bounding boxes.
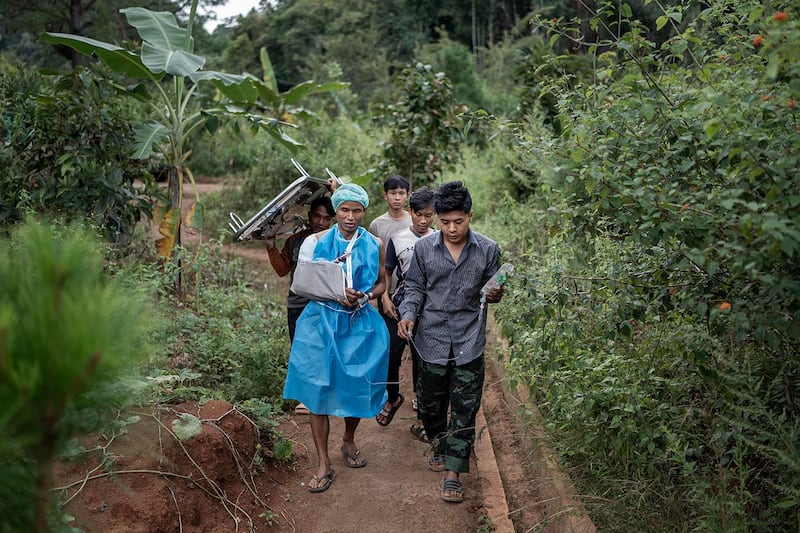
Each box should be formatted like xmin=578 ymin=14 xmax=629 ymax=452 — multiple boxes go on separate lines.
xmin=480 ymin=262 xmax=514 ymax=308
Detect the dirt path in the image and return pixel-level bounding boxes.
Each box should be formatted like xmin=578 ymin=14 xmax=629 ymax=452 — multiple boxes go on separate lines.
xmin=269 ymin=353 xmax=487 ymax=532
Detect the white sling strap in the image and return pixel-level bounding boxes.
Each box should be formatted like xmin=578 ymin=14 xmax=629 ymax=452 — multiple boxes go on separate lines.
xmin=343 ymin=230 xmax=358 ymax=288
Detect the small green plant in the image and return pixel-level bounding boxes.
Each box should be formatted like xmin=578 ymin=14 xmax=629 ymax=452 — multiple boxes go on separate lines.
xmin=259 ymin=510 xmax=278 ymax=527
xmin=374 ymin=62 xmax=465 ymax=188
xmin=271 ymin=437 xmax=294 ymax=461
xmin=476 ymin=514 xmax=495 ymax=533
xmin=0 ymin=219 xmax=152 ymax=532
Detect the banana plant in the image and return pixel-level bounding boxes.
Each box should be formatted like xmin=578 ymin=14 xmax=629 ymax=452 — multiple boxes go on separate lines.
xmin=42 ymin=1 xmax=346 ymax=260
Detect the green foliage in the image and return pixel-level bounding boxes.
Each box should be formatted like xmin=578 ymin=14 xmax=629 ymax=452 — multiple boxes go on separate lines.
xmin=236 ymin=398 xmax=292 ymax=461
xmin=0 ymin=219 xmax=152 ymax=532
xmin=474 ymin=35 xmax=524 ymax=116
xmin=150 ymin=243 xmax=291 ymax=403
xmin=0 ymin=59 xmax=156 ymax=244
xmin=417 ymin=33 xmax=488 ymax=111
xmin=513 ymin=38 xmax=597 ymax=137
xmin=495 ymin=0 xmax=800 ymax=530
xmin=374 ymin=62 xmax=465 ymax=188
xmin=186 ymin=125 xmax=259 ymax=178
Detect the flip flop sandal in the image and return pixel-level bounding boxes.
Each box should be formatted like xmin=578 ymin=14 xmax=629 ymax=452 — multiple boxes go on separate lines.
xmin=441 ymin=477 xmax=464 ymax=503
xmin=375 ymin=394 xmax=404 ymax=426
xmin=308 ymin=469 xmax=336 ymax=493
xmin=340 ymin=446 xmax=367 ymax=468
xmin=410 ymin=423 xmax=429 ymax=443
xmin=428 ymin=453 xmax=446 ymax=472
xmin=294 ymin=403 xmax=310 ymax=415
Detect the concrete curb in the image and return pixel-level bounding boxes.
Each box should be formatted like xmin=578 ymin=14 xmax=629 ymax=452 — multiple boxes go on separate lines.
xmin=475 ymin=404 xmax=516 ymax=532
xmin=485 ymin=318 xmax=596 ymax=533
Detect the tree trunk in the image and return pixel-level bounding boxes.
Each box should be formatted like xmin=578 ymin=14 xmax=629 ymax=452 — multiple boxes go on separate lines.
xmin=169 ymin=166 xmax=184 ymax=291
xmin=67 ymin=0 xmax=86 ymax=66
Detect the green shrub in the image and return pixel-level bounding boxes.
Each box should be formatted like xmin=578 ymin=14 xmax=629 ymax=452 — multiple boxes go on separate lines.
xmin=150 ymin=243 xmax=291 ymax=404
xmin=0 ymin=60 xmax=156 ymax=244
xmin=374 ymin=62 xmax=465 ymax=188
xmin=186 ymin=125 xmax=259 ymax=178
xmin=494 ymin=1 xmax=800 ymax=530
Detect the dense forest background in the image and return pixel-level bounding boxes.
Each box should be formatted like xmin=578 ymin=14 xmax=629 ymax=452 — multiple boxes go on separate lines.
xmin=1 ymin=0 xmax=798 ymax=531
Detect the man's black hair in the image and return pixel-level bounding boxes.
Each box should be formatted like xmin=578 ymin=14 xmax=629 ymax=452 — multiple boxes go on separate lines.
xmin=383 ymin=174 xmax=410 ymax=192
xmin=310 ymin=195 xmax=335 ymax=217
xmin=408 ymin=186 xmax=434 ymax=212
xmin=434 ymin=181 xmax=472 ymax=214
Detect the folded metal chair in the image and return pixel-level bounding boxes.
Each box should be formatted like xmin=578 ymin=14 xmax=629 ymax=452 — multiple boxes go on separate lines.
xmin=228 ymin=158 xmax=341 ymax=241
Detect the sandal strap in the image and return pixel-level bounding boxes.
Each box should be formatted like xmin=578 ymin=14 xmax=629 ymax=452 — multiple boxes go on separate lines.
xmin=442 ymin=478 xmax=463 ymax=492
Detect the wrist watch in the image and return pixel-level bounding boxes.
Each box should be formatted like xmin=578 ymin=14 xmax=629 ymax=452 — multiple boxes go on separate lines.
xmin=357 ymin=293 xmax=370 ymax=308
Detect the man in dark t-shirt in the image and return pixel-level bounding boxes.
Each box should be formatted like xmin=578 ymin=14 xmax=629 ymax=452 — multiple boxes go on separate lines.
xmin=265 ymin=196 xmax=335 ymax=340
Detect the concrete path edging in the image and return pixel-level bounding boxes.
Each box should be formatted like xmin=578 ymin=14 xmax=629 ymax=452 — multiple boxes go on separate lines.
xmin=475 ymin=405 xmax=516 ymax=532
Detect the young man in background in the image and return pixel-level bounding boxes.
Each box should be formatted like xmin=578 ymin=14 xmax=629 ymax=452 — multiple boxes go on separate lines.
xmin=379 ymin=187 xmax=436 ymax=434
xmin=265 ymin=195 xmax=335 ymax=414
xmin=368 ymin=175 xmax=411 ymax=425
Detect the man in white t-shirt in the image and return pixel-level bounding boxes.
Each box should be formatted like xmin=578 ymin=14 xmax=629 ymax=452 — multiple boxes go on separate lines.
xmin=368 ymin=174 xmax=411 ymax=244
xmin=380 ymin=187 xmax=436 ymax=438
xmin=368 ymin=175 xmax=410 ymax=426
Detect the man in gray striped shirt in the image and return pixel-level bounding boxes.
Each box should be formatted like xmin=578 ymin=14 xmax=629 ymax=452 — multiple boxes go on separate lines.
xmin=397 ymin=181 xmax=504 ymax=504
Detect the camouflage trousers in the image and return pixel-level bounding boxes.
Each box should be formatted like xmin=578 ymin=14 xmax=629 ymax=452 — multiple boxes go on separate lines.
xmin=416 ymin=353 xmax=485 ymax=473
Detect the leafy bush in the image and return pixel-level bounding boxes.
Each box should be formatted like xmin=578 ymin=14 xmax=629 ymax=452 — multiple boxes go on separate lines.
xmin=0 ymin=60 xmax=156 ymax=244
xmin=373 ymin=62 xmax=465 ymax=188
xmin=494 ymin=1 xmax=800 ymax=530
xmin=149 ymin=243 xmax=291 ymax=405
xmin=417 ymin=33 xmax=489 ymax=112
xmin=186 ymin=125 xmax=260 ymax=178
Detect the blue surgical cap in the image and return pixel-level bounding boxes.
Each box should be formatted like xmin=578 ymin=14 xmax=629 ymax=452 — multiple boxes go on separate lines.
xmin=331 ymin=183 xmax=370 ymax=211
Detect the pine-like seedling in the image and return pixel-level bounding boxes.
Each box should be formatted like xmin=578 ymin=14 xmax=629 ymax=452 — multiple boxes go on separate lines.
xmin=0 ymin=220 xmax=152 ymax=532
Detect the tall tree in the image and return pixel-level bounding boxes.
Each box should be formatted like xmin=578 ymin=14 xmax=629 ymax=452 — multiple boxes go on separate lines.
xmin=0 ymin=0 xmax=222 ymax=67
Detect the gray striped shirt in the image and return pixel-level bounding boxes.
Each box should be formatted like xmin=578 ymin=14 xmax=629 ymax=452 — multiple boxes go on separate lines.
xmin=399 ymin=230 xmax=500 ymax=365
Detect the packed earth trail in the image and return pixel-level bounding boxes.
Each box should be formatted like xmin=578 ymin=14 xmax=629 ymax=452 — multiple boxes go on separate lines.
xmin=269 ymin=352 xmax=492 ymax=532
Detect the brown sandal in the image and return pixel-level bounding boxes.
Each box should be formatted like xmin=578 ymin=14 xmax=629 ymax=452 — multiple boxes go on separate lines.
xmin=375 ymin=394 xmax=404 ymax=426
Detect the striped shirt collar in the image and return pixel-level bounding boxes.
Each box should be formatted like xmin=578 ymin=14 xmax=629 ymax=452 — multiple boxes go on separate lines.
xmin=432 ymin=228 xmax=478 ymax=249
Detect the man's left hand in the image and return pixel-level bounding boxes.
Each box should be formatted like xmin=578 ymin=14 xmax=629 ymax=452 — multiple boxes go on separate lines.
xmin=485 ymin=285 xmax=504 ymax=303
